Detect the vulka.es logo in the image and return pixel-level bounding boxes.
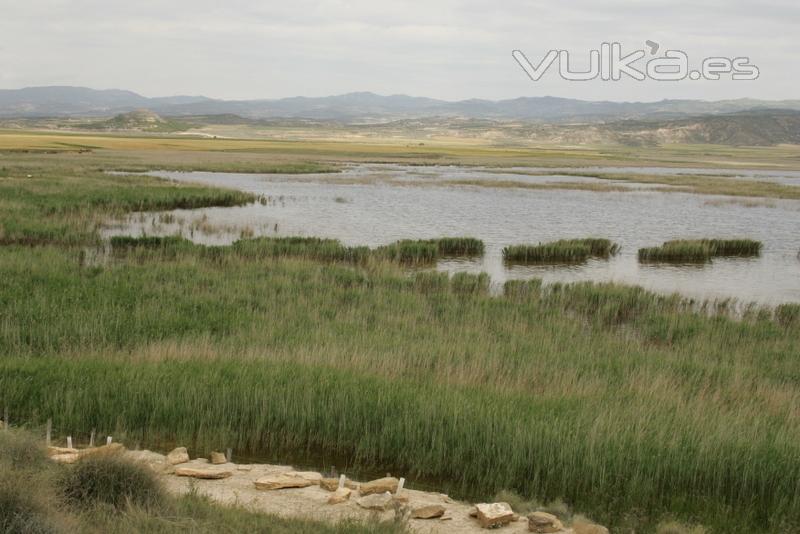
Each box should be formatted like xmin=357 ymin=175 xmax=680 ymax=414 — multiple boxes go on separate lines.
xmin=512 ymin=42 xmax=759 ymax=82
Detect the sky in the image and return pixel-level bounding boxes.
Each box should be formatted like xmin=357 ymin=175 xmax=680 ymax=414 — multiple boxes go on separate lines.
xmin=0 ymin=0 xmax=796 ymax=102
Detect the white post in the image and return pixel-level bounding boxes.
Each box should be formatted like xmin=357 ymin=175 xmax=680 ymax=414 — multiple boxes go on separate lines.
xmin=106 ymin=436 xmax=112 ymax=445
xmin=338 ymin=474 xmax=346 ymax=489
xmin=89 ymin=429 xmax=96 ymax=447
xmin=396 ymin=477 xmax=405 ymax=495
xmin=226 ymin=448 xmax=232 ymax=462
xmin=67 ymin=436 xmax=73 ymax=449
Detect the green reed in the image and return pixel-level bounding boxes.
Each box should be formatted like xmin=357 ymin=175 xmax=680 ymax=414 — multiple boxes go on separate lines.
xmin=503 ymin=238 xmax=619 ymax=264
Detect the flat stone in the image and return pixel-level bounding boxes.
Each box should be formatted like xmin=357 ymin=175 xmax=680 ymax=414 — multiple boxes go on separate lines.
xmin=411 ymin=504 xmax=446 ymax=519
xmin=294 ymin=471 xmax=323 ymax=482
xmin=475 ymin=502 xmax=515 ymax=529
xmin=49 ymin=443 xmax=126 ymax=464
xmin=125 ymin=450 xmax=172 ymax=473
xmin=359 ymin=477 xmax=399 ymax=496
xmin=327 ymin=487 xmax=352 ymax=504
xmin=357 ymin=492 xmax=394 ymax=511
xmin=174 ymin=467 xmax=233 ymax=479
xmin=209 ymin=451 xmax=227 ymax=465
xmin=528 ymin=511 xmax=565 ymax=533
xmin=166 ymin=447 xmax=190 ymax=465
xmin=254 ymin=474 xmax=316 ymax=490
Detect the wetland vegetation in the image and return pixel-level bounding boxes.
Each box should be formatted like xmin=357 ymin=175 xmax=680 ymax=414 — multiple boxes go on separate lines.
xmin=502 ymin=238 xmax=619 ymax=264
xmin=1 ymin=134 xmax=800 ymax=533
xmin=638 ymin=239 xmax=763 ymax=263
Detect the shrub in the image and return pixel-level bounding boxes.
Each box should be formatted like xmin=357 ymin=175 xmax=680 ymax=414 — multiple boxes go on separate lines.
xmin=0 ymin=428 xmax=49 ymax=470
xmin=0 ymin=480 xmax=62 ymax=534
xmin=60 ymin=454 xmax=165 ymax=511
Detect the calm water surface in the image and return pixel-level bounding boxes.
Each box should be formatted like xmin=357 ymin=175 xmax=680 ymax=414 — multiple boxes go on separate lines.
xmin=104 ymin=164 xmax=800 ymax=304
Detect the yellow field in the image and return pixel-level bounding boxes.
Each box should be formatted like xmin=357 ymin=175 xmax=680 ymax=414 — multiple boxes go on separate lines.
xmin=2 ymin=129 xmax=800 ymax=169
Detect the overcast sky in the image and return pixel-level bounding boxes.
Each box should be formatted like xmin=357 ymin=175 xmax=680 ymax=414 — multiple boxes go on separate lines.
xmin=0 ymin=0 xmax=796 ymax=102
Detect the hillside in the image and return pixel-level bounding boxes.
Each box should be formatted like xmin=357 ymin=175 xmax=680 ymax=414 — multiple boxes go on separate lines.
xmin=3 ymin=85 xmax=800 ymax=123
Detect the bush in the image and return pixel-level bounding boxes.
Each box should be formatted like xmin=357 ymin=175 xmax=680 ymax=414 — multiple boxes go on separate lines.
xmin=60 ymin=454 xmax=165 ymax=511
xmin=0 ymin=430 xmax=68 ymax=533
xmin=0 ymin=428 xmax=49 ymax=471
xmin=0 ymin=480 xmax=62 ymax=534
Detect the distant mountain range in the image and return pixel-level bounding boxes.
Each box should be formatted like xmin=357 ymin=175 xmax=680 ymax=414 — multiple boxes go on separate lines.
xmin=2 ymin=86 xmax=800 ymax=123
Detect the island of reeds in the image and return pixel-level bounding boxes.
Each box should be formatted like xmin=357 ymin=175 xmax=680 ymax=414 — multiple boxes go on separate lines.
xmin=638 ymin=238 xmax=763 ymax=263
xmin=502 ymin=238 xmax=620 ymax=264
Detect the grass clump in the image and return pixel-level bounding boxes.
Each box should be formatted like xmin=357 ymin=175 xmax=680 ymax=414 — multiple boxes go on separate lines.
xmin=700 ymin=238 xmax=762 ymax=257
xmin=639 ymin=238 xmax=763 ymax=263
xmin=60 ymin=453 xmax=166 ymax=511
xmin=231 ymin=236 xmax=371 ymax=264
xmin=434 ymin=237 xmax=484 ymax=256
xmin=0 ymin=430 xmax=70 ymax=534
xmin=376 ymin=240 xmax=439 ymax=264
xmin=503 ymin=238 xmax=618 ymax=264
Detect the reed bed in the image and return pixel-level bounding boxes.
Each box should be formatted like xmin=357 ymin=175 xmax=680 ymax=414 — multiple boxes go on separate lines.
xmin=109 ymin=235 xmax=486 ymax=267
xmin=434 ymin=237 xmax=485 ymax=256
xmin=2 ymin=155 xmax=799 ymax=532
xmin=2 ymin=244 xmax=799 ymax=532
xmin=639 ymin=238 xmax=763 ymax=263
xmin=503 ymin=238 xmax=619 ymax=264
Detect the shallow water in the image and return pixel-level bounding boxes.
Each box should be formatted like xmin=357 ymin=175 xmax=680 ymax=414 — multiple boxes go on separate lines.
xmin=104 ymin=164 xmax=800 ymax=304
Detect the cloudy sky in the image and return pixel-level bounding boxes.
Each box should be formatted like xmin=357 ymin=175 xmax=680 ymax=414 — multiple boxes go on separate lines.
xmin=0 ymin=0 xmax=795 ymax=102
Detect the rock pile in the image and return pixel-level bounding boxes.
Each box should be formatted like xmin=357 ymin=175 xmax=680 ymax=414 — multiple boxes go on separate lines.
xmin=45 ymin=441 xmax=611 ymax=532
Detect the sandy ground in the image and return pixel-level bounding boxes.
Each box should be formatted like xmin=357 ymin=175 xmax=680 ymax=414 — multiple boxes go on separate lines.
xmin=124 ymin=451 xmax=571 ymax=533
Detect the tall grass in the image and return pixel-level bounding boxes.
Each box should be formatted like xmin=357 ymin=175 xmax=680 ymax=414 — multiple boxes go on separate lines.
xmin=434 ymin=237 xmax=485 ymax=256
xmin=2 ymin=153 xmax=799 ymax=533
xmin=503 ymin=238 xmax=619 ymax=264
xmin=639 ymin=239 xmax=763 ymax=263
xmin=109 ymin=235 xmax=485 ymax=266
xmin=1 ymin=245 xmax=799 ymax=532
